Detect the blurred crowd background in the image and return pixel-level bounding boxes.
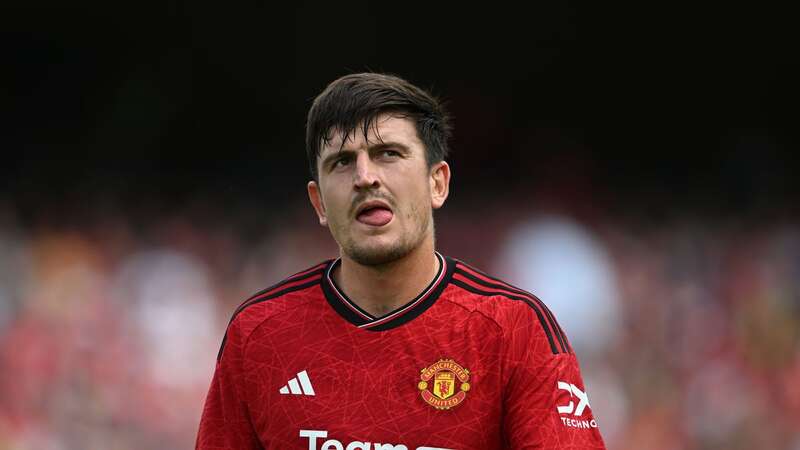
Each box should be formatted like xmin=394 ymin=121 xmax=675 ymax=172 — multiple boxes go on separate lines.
xmin=2 ymin=4 xmax=798 ymax=450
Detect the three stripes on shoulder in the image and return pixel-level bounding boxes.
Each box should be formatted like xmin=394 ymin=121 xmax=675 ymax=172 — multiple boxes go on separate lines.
xmin=279 ymin=370 xmax=316 ymax=396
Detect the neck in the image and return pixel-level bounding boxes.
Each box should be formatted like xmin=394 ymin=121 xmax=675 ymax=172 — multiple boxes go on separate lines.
xmin=334 ymin=237 xmax=440 ymax=317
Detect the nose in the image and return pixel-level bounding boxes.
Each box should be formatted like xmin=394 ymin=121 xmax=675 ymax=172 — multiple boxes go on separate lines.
xmin=353 ymin=152 xmax=380 ymax=190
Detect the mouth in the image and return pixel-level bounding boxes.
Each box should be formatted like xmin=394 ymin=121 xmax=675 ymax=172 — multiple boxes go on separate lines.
xmin=355 ymin=200 xmax=394 ymax=227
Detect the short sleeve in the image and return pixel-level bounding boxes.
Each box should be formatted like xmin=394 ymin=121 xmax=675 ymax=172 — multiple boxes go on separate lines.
xmin=503 ymin=304 xmax=606 ymax=449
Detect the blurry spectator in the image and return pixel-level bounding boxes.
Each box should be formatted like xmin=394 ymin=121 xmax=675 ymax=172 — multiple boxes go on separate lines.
xmin=0 ymin=202 xmax=798 ymax=449
xmin=494 ymin=214 xmax=621 ymax=356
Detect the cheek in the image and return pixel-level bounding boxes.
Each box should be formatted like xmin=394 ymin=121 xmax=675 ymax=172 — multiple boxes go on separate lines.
xmin=320 ymin=185 xmax=347 ymax=217
xmin=403 ymin=183 xmax=432 ymax=219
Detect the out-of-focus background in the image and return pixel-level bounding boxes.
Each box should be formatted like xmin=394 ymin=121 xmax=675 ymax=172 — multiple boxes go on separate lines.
xmin=2 ymin=4 xmax=798 ymax=449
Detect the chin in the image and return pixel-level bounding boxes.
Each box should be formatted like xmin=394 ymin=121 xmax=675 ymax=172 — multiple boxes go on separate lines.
xmin=345 ymin=241 xmax=411 ymax=266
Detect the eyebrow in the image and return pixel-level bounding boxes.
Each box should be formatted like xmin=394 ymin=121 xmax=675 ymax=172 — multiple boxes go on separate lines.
xmin=320 ymin=141 xmax=411 ymax=170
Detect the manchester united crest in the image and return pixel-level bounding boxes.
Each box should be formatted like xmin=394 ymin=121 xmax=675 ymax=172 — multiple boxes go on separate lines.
xmin=418 ymin=359 xmax=471 ymax=410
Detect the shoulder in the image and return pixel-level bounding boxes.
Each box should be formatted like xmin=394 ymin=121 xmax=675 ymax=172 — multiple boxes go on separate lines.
xmin=230 ymin=261 xmax=329 ymax=323
xmin=445 ymin=257 xmax=572 ymax=355
xmin=217 ymin=260 xmax=330 ymax=360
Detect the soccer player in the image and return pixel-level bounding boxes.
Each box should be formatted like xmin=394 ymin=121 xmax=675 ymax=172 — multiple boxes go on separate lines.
xmin=196 ymin=73 xmax=606 ymax=449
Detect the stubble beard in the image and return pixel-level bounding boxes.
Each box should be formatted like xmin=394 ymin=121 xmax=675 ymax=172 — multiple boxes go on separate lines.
xmin=340 ymin=204 xmax=432 ymax=267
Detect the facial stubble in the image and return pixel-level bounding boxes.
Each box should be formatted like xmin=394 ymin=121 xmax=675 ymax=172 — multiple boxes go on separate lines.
xmin=339 ymin=200 xmax=433 ymax=267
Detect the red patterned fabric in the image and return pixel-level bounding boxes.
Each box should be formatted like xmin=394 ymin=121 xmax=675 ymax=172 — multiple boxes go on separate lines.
xmin=197 ymin=255 xmax=606 ymax=449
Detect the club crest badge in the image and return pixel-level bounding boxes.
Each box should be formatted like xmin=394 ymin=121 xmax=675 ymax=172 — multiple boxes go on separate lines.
xmin=418 ymin=359 xmax=471 ymax=410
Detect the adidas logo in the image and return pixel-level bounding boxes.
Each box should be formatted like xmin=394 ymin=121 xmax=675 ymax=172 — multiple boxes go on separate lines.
xmin=279 ymin=370 xmax=315 ymax=396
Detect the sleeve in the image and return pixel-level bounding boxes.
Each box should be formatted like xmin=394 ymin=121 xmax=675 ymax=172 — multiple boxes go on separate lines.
xmin=502 ymin=305 xmax=606 ymax=449
xmin=196 ymin=316 xmax=263 ymax=450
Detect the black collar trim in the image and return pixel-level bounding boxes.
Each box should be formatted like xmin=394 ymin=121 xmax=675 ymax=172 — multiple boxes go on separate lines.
xmin=321 ymin=252 xmax=453 ymax=331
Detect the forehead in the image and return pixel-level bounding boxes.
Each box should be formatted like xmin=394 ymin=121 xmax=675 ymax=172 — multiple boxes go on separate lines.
xmin=320 ymin=113 xmax=422 ymax=156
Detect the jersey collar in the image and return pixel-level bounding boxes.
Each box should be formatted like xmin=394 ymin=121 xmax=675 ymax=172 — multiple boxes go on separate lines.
xmin=321 ymin=252 xmax=454 ymax=331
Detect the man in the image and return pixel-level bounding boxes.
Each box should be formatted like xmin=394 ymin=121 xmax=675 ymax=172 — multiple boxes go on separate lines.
xmin=196 ymin=73 xmax=605 ymax=449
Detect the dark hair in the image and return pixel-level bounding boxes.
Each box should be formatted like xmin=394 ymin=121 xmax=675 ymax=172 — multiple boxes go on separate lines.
xmin=305 ymin=72 xmax=452 ymax=180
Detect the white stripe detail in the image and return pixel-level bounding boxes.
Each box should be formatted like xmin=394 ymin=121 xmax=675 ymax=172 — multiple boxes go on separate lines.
xmin=297 ymin=370 xmax=315 ymax=396
xmin=359 ymin=252 xmax=446 ymax=328
xmin=326 ymin=260 xmax=373 ymax=320
xmin=279 ymin=385 xmax=289 ymax=394
xmin=287 ymin=378 xmax=302 ymax=394
xmin=327 ymin=252 xmax=447 ymax=328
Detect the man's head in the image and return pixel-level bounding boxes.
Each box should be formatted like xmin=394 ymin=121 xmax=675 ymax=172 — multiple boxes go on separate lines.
xmin=305 ymin=73 xmax=453 ymax=266
xmin=305 ymin=73 xmax=452 ymax=182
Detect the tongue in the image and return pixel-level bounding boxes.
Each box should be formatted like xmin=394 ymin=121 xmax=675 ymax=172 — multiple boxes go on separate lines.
xmin=357 ymin=208 xmax=393 ymax=226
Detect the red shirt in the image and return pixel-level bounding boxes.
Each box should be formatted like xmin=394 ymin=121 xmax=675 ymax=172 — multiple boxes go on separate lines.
xmin=197 ymin=253 xmax=606 ymax=449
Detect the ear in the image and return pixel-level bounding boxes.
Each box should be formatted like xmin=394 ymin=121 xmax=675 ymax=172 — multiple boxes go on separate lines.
xmin=307 ymin=180 xmax=328 ymax=226
xmin=429 ymin=161 xmax=451 ymax=210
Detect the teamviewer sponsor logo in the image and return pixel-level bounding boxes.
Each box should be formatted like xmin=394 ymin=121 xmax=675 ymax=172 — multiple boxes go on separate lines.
xmin=556 ymin=381 xmax=598 ymax=429
xmin=299 ymin=430 xmax=454 ymax=450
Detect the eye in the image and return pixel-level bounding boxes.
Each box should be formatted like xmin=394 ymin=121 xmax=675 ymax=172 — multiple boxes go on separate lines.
xmin=331 ymin=156 xmax=351 ymax=169
xmin=380 ymin=149 xmax=401 ymax=158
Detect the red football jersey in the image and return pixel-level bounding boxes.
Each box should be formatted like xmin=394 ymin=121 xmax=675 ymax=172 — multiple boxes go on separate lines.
xmin=197 ymin=253 xmax=606 ymax=449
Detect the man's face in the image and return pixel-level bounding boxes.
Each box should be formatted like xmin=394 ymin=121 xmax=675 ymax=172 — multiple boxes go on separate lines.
xmin=307 ymin=114 xmax=450 ymax=266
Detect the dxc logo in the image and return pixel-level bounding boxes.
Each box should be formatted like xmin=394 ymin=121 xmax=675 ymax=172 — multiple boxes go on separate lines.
xmin=556 ymin=381 xmax=590 ymax=416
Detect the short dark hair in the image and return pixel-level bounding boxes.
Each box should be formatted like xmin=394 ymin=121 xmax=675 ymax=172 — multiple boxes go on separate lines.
xmin=305 ymin=72 xmax=452 ymax=180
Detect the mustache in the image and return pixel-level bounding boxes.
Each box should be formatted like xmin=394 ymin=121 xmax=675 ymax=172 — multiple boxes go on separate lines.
xmin=350 ymin=191 xmax=394 ymax=217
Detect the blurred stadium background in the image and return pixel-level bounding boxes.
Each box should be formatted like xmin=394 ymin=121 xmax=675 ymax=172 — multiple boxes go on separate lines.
xmin=2 ymin=4 xmax=798 ymax=450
